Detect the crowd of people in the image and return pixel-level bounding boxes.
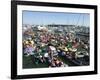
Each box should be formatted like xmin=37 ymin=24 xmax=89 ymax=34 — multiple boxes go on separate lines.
xmin=23 ymin=27 xmax=89 ymax=67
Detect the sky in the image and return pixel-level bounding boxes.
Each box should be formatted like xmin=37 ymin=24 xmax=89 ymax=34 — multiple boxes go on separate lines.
xmin=22 ymin=11 xmax=90 ymax=27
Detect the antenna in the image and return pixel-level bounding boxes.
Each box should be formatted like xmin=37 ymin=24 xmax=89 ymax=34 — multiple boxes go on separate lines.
xmin=82 ymin=14 xmax=84 ymax=27
xmin=76 ymin=14 xmax=81 ymax=27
